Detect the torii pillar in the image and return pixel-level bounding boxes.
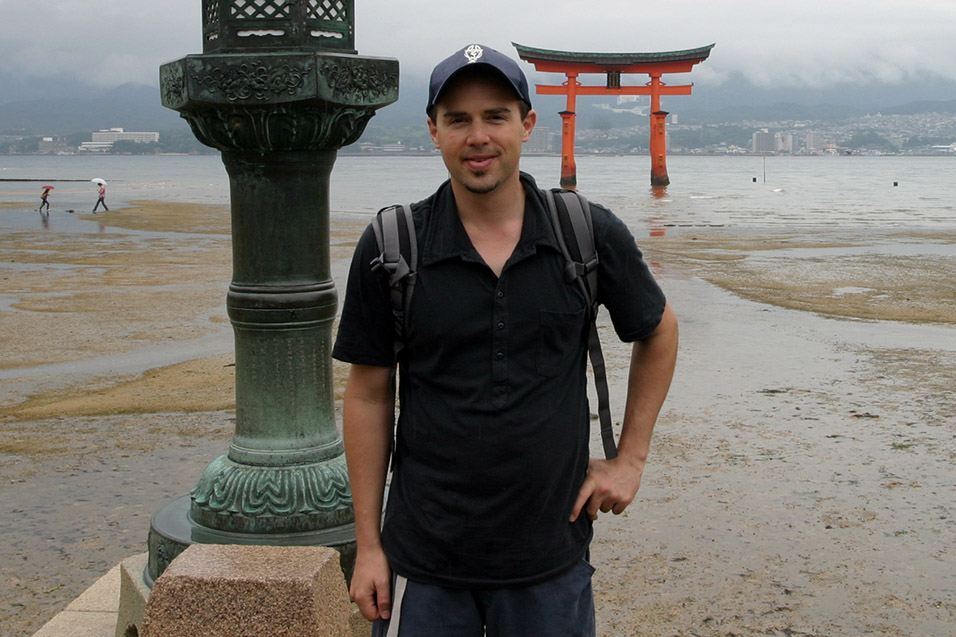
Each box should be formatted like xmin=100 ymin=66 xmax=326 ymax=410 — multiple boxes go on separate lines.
xmin=514 ymin=43 xmax=714 ymax=189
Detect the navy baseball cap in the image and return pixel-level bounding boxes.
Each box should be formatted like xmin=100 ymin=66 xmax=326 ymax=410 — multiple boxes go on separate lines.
xmin=427 ymin=44 xmax=532 ymax=113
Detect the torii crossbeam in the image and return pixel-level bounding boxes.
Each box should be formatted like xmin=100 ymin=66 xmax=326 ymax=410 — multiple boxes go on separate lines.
xmin=514 ymin=43 xmax=714 ymax=189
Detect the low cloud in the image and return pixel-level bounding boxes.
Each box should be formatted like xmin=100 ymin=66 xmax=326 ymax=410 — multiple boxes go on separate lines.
xmin=1 ymin=0 xmax=954 ymax=92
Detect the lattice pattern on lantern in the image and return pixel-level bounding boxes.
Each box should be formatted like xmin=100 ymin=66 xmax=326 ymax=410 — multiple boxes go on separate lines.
xmin=202 ymin=0 xmax=354 ymax=53
xmin=232 ymin=0 xmax=290 ymax=19
xmin=307 ymin=0 xmax=347 ymax=23
xmin=204 ymin=0 xmax=221 ymax=25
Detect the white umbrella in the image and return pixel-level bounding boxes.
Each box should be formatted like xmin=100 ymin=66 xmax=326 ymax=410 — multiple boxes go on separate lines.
xmin=91 ymin=178 xmax=107 ymax=186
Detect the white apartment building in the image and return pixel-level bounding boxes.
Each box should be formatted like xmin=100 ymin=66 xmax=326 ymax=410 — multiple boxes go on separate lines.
xmin=752 ymin=130 xmax=775 ymax=153
xmin=79 ymin=128 xmax=160 ymax=152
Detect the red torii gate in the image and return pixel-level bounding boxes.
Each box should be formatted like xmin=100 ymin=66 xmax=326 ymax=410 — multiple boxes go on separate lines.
xmin=514 ymin=42 xmax=714 ymax=189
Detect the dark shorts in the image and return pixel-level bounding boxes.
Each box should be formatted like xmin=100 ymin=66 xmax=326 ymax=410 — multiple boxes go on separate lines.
xmin=371 ymin=559 xmax=596 ymax=637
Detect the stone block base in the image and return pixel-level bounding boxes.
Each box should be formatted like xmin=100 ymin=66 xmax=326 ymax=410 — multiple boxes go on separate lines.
xmin=142 ymin=544 xmax=356 ymax=637
xmin=116 ymin=553 xmax=150 ymax=637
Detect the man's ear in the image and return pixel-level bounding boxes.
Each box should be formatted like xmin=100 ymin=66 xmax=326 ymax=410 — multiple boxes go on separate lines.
xmin=522 ymin=109 xmax=537 ymax=143
xmin=427 ymin=117 xmax=440 ymax=149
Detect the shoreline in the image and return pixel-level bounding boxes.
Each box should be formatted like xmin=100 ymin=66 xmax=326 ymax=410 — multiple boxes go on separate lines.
xmin=1 ymin=200 xmax=954 ymax=635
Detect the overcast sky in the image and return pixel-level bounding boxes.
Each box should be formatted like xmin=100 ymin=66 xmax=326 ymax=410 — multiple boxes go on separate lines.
xmin=1 ymin=0 xmax=954 ymax=89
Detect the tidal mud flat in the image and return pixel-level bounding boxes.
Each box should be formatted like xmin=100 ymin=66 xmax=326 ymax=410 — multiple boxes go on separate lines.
xmin=597 ymin=227 xmax=956 ymax=635
xmin=1 ymin=201 xmax=954 ymax=635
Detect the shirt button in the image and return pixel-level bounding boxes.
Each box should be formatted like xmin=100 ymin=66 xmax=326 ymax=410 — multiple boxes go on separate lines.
xmin=497 ymin=322 xmax=505 ymax=330
xmin=496 ymin=352 xmax=504 ymax=360
xmin=496 ymin=291 xmax=504 ymax=299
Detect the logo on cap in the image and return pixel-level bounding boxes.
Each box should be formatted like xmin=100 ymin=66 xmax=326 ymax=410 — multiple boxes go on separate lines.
xmin=464 ymin=44 xmax=484 ymax=64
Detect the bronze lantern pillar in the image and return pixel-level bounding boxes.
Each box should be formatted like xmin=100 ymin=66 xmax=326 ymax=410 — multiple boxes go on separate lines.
xmin=148 ymin=0 xmax=398 ymax=584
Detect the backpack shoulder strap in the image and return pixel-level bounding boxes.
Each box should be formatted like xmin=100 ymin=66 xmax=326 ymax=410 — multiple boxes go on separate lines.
xmin=543 ymin=189 xmax=618 ymax=460
xmin=545 ymin=189 xmax=598 ymax=310
xmin=369 ymin=204 xmax=417 ymax=356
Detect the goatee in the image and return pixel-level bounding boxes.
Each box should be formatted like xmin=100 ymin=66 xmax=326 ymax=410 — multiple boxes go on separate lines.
xmin=464 ymin=175 xmax=502 ymax=195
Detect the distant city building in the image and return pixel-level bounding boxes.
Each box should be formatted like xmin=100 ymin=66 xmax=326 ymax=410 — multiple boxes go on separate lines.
xmin=752 ymin=130 xmax=775 ymax=153
xmin=93 ymin=128 xmax=160 ymax=143
xmin=79 ymin=127 xmax=159 ymax=152
xmin=775 ymin=132 xmax=793 ymax=154
xmin=549 ymin=131 xmax=562 ymax=152
xmin=38 ymin=136 xmax=70 ymax=154
xmin=805 ymin=130 xmax=824 ymax=152
xmin=525 ymin=126 xmax=552 ymax=153
xmin=78 ymin=141 xmax=113 ymax=152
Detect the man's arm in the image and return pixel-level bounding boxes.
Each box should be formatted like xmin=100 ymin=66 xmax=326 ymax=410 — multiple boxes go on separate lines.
xmin=343 ymin=363 xmax=396 ymax=621
xmin=571 ymin=301 xmax=678 ymax=522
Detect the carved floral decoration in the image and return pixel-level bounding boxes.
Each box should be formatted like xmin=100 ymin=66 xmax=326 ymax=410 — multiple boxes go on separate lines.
xmin=320 ymin=58 xmax=397 ymax=103
xmin=194 ymin=63 xmax=308 ymax=102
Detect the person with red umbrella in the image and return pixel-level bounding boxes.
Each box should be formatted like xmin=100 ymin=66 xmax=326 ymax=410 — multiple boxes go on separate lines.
xmin=38 ymin=185 xmax=53 ymax=215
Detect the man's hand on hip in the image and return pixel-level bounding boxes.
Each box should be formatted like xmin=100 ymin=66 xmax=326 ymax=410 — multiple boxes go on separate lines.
xmin=570 ymin=456 xmax=645 ymax=522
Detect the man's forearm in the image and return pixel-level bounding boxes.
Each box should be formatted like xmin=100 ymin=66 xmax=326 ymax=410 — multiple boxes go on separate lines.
xmin=617 ymin=301 xmax=679 ymax=465
xmin=570 ymin=302 xmax=677 ymax=521
xmin=342 ymin=364 xmax=395 ymax=549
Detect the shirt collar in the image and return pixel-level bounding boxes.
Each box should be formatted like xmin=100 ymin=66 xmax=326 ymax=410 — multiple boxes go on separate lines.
xmin=420 ymin=172 xmax=561 ymax=267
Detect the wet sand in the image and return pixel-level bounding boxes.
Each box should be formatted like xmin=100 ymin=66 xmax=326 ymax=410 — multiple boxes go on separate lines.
xmin=2 ymin=201 xmax=955 ymax=635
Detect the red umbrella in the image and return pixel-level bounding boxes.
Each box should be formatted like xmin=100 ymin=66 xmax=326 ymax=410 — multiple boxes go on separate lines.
xmin=42 ymin=185 xmax=55 ymax=190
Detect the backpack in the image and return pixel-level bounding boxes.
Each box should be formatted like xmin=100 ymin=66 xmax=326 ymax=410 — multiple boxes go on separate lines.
xmin=370 ymin=189 xmax=618 ymax=460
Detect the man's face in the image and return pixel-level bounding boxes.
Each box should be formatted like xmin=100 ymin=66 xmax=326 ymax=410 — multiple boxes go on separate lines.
xmin=428 ymin=73 xmax=536 ymax=196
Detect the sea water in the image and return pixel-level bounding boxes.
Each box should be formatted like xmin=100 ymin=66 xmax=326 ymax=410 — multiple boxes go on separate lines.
xmin=1 ymin=153 xmax=954 ymax=233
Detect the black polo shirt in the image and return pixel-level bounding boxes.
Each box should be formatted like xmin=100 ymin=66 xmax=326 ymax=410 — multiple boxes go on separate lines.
xmin=333 ymin=172 xmax=666 ymax=588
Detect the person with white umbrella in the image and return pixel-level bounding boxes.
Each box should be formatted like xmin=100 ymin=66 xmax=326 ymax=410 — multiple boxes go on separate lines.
xmin=91 ymin=178 xmax=109 ymax=213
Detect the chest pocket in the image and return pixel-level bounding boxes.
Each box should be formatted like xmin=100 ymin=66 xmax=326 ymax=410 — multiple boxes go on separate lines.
xmin=535 ymin=308 xmax=586 ymax=376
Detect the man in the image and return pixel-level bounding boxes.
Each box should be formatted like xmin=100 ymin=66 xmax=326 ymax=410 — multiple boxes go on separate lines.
xmin=333 ymin=43 xmax=678 ymax=636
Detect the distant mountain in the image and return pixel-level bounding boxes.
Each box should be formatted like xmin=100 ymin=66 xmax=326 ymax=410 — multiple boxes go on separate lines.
xmin=0 ymin=82 xmax=182 ymax=136
xmin=367 ymin=73 xmax=956 ymax=130
xmin=674 ymin=102 xmax=869 ymax=125
xmin=670 ymin=74 xmax=956 ymax=124
xmin=1 ymin=70 xmax=953 ymax=138
xmin=679 ymin=73 xmax=956 ymax=110
xmin=883 ymin=99 xmax=956 ymax=115
xmin=673 ymin=99 xmax=956 ymax=125
xmin=0 ymin=70 xmax=106 ymax=104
